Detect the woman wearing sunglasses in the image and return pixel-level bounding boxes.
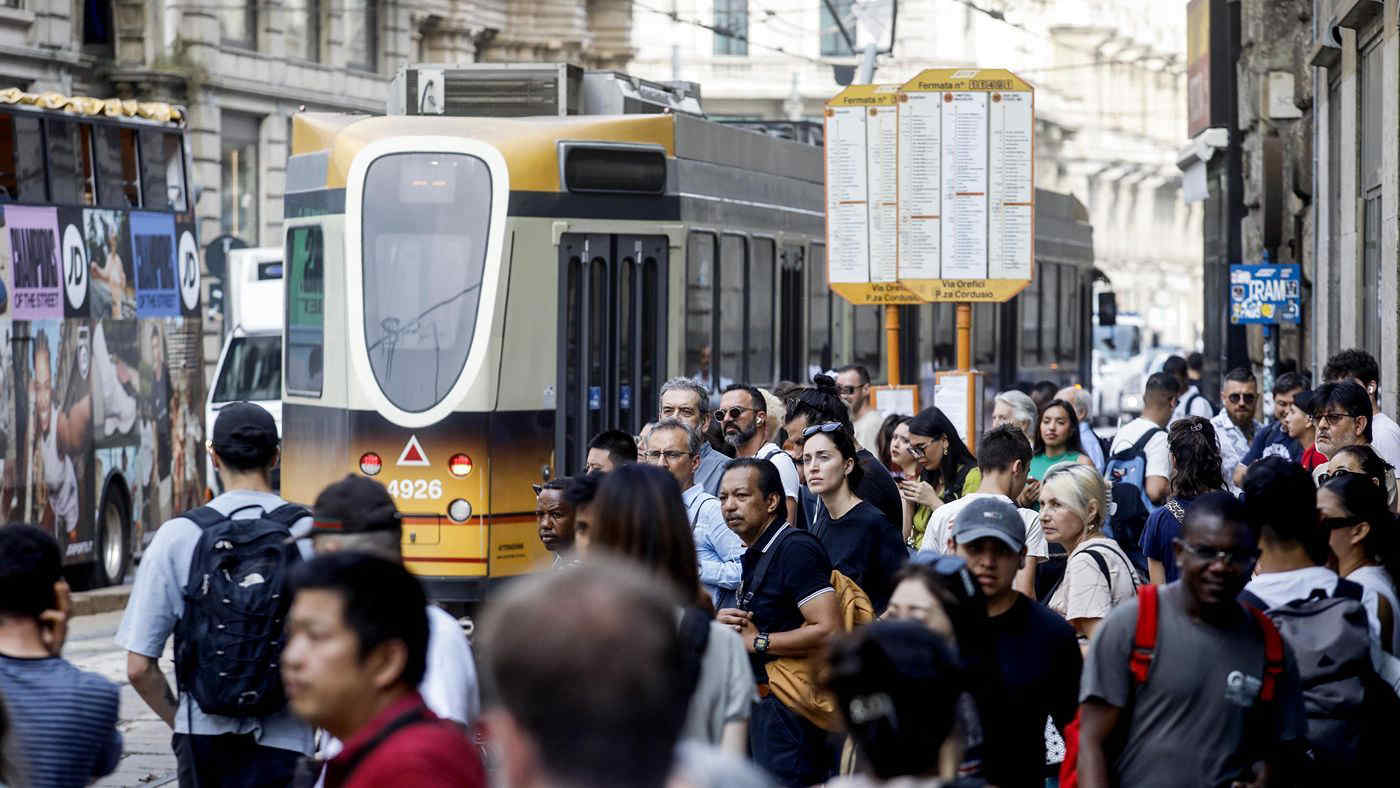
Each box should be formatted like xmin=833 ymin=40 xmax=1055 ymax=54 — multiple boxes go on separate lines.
xmin=801 ymin=423 xmax=906 ymax=614
xmin=1320 ymin=471 xmax=1400 ymax=656
xmin=899 ymin=408 xmax=979 ymax=518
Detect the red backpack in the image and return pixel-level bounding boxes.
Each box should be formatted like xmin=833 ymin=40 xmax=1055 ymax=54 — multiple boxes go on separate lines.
xmin=1058 ymin=584 xmax=1285 ymax=788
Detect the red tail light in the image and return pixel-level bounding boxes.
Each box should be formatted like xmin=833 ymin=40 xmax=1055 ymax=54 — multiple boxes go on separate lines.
xmin=360 ymin=452 xmax=383 ymax=476
xmin=448 ymin=453 xmax=473 ymax=477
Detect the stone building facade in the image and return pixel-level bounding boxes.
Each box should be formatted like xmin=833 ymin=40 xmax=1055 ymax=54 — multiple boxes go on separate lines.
xmin=0 ymin=0 xmax=632 ymax=377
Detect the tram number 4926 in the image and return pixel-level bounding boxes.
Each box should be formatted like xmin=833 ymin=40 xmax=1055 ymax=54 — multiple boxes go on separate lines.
xmin=387 ymin=479 xmax=444 ymax=500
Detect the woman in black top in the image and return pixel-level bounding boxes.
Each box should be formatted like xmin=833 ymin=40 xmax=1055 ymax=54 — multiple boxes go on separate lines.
xmin=801 ymin=422 xmax=906 ymax=612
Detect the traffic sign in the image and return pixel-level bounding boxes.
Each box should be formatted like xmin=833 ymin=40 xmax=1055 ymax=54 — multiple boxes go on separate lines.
xmin=895 ymin=68 xmax=1036 ymax=302
xmin=1230 ymin=263 xmax=1302 ymax=324
xmin=823 ymin=84 xmax=920 ymax=305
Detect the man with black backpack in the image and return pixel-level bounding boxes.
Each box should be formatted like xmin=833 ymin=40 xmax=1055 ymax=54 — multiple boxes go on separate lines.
xmin=1239 ymin=458 xmax=1400 ymax=781
xmin=1077 ymin=492 xmax=1305 ymax=788
xmin=118 ymin=402 xmax=314 ymax=787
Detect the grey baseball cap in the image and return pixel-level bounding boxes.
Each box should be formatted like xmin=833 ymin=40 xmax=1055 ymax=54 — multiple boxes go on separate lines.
xmin=952 ymin=496 xmax=1026 ymax=552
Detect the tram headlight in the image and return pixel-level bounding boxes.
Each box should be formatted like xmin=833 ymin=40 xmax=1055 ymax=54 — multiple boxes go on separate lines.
xmin=448 ymin=453 xmax=473 ymax=477
xmin=360 ymin=452 xmax=382 ymax=476
xmin=447 ymin=498 xmax=472 ymax=522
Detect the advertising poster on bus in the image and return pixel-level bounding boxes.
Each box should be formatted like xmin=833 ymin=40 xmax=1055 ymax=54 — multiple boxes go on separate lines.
xmin=58 ymin=208 xmax=89 ymax=319
xmin=84 ymin=209 xmax=135 ymax=320
xmin=5 ymin=205 xmax=64 ymax=319
xmin=177 ymin=223 xmax=200 ymax=317
xmin=5 ymin=319 xmax=95 ymax=557
xmin=131 ymin=211 xmax=179 ymax=317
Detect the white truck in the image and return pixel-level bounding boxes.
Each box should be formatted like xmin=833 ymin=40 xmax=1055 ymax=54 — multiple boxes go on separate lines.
xmin=205 ymin=247 xmax=283 ymax=495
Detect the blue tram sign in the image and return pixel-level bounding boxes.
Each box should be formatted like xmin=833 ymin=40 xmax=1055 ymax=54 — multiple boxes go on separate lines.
xmin=1229 ymin=264 xmax=1301 ymax=325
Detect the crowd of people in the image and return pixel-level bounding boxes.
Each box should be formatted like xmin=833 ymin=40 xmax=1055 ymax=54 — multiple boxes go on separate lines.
xmin=2 ymin=350 xmax=1400 ymax=787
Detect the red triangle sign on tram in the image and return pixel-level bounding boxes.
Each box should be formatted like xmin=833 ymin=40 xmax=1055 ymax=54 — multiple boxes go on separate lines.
xmin=397 ymin=434 xmax=430 ymax=467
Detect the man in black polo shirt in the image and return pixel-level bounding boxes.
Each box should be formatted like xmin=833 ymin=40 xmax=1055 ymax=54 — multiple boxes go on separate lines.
xmin=716 ymin=458 xmax=840 ymax=787
xmin=952 ymin=496 xmax=1082 ymax=788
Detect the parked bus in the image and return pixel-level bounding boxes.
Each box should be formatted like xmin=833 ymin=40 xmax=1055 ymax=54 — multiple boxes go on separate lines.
xmin=0 ymin=90 xmax=203 ymax=587
xmin=281 ymin=65 xmax=1095 ymax=601
xmin=205 ymin=247 xmax=282 ymax=496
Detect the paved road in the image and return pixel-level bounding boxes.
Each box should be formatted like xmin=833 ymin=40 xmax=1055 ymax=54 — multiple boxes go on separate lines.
xmin=65 ymin=610 xmax=179 ymax=787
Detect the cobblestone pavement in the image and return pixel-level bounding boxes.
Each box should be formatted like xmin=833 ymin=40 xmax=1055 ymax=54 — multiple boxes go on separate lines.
xmin=65 ymin=610 xmax=179 ymax=787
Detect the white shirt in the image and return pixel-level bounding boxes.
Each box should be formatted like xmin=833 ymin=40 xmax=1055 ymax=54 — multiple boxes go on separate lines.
xmin=918 ymin=492 xmax=1048 ymax=560
xmin=1109 ymin=417 xmax=1171 ymax=482
xmin=1211 ymin=410 xmax=1257 ymax=496
xmin=1370 ymin=412 xmax=1400 ymax=471
xmin=1170 ymin=384 xmax=1215 ymax=424
xmin=852 ymin=408 xmax=885 ymax=455
xmin=1349 ymin=565 xmax=1400 ymax=656
xmin=756 ymin=443 xmax=801 ymax=501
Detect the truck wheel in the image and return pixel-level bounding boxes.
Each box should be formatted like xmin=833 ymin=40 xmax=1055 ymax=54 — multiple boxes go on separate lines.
xmin=92 ymin=485 xmax=131 ymax=588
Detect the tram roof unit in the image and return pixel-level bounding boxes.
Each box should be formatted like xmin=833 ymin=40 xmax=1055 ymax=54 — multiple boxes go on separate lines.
xmin=0 ymin=87 xmax=185 ymax=126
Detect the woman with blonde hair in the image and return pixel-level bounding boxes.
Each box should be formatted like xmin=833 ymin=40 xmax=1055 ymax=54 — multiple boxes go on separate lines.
xmin=1038 ymin=462 xmax=1139 ymax=647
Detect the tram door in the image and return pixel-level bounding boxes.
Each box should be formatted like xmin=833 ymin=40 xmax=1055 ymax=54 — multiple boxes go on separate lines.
xmin=556 ymin=234 xmax=669 ymax=476
xmin=778 ymin=244 xmax=805 ymax=382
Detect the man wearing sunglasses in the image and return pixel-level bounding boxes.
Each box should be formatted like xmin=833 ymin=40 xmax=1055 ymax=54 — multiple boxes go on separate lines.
xmin=1211 ymin=367 xmax=1261 ymax=495
xmin=717 ymin=385 xmax=800 ymax=526
xmin=1079 ymin=491 xmax=1305 ymax=788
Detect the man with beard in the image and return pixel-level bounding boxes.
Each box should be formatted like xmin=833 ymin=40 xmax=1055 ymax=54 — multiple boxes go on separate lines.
xmin=1212 ymin=368 xmax=1262 ymax=496
xmin=716 ymin=385 xmax=799 ymax=526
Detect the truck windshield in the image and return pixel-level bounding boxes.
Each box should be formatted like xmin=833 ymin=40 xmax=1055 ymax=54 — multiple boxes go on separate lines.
xmin=361 ymin=152 xmax=492 ymax=413
xmin=212 ymin=335 xmax=282 ymax=402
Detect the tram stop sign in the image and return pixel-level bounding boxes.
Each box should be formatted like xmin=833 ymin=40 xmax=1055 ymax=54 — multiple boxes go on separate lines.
xmin=824 ymin=70 xmax=1036 ymax=304
xmin=895 ymin=68 xmax=1036 ymax=302
xmin=823 ymin=84 xmax=921 ymax=305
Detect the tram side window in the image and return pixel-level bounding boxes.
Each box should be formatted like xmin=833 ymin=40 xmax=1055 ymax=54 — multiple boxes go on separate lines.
xmin=748 ymin=238 xmax=775 ymax=385
xmin=1059 ymin=265 xmax=1079 ymax=361
xmin=286 ymin=225 xmax=325 ymax=396
xmin=95 ymin=125 xmax=142 ymax=207
xmin=140 ymin=130 xmax=188 ymax=212
xmin=0 ymin=113 xmax=46 ymax=202
xmin=974 ymin=302 xmax=997 ymax=367
xmin=807 ymin=243 xmax=832 ymax=376
xmin=851 ymin=306 xmax=882 ymax=382
xmin=46 ymin=119 xmax=97 ymax=205
xmin=1041 ymin=263 xmax=1059 ymax=365
xmin=685 ymin=232 xmax=717 ymax=389
xmin=932 ymin=303 xmax=955 ymax=369
xmin=719 ymin=234 xmax=747 ymax=385
xmin=1020 ymin=271 xmax=1042 ymax=366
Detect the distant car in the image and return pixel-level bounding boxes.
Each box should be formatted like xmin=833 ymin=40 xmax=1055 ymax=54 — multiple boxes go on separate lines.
xmin=1091 ymin=315 xmax=1145 ymax=425
xmin=205 ymin=248 xmax=283 ymax=496
xmin=1116 ymin=346 xmax=1185 ymax=422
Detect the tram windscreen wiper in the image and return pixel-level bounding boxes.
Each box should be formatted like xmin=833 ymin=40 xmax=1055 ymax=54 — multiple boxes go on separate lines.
xmin=368 ymin=279 xmax=482 ymax=378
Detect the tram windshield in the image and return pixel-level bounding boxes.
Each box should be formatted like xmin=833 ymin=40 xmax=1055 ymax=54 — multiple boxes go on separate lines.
xmin=361 ymin=152 xmax=492 ymax=412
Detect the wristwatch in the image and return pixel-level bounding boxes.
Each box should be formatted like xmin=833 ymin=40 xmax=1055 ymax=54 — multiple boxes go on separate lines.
xmin=754 ymin=631 xmax=770 ymax=654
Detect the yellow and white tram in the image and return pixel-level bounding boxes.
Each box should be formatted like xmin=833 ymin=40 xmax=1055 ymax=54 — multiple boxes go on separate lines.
xmin=281 ymin=67 xmax=1094 ymax=600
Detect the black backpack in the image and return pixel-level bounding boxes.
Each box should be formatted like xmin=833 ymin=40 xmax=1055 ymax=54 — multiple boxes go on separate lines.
xmin=1184 ymin=391 xmax=1219 ymax=418
xmin=173 ymin=502 xmax=309 ymax=718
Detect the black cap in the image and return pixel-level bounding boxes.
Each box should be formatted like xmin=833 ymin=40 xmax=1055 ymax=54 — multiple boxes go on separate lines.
xmin=952 ymin=496 xmax=1026 ymax=552
xmin=309 ymin=475 xmax=402 ymax=536
xmin=211 ymin=402 xmax=279 ymax=463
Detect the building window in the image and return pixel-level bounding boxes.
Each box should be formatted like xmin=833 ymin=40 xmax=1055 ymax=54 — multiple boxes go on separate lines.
xmin=820 ymin=0 xmax=856 ymax=56
xmin=1326 ymin=76 xmax=1340 ymax=351
xmin=1359 ymin=35 xmax=1382 ymax=357
xmin=345 ymin=0 xmax=379 ymax=72
xmin=221 ymin=0 xmax=257 ymax=48
xmin=286 ymin=0 xmax=322 ymax=62
xmin=714 ymin=0 xmax=748 ymax=56
xmin=221 ymin=113 xmax=261 ymax=243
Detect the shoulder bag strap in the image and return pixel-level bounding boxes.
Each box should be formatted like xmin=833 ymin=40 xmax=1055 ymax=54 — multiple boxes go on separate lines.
xmin=183 ymin=506 xmax=229 ymax=529
xmin=338 ymin=707 xmax=436 ymax=778
xmin=738 ymin=526 xmax=794 ymax=613
xmin=266 ymin=503 xmax=312 ymax=526
xmin=1237 ymin=589 xmax=1269 ymax=613
xmin=1334 ymin=577 xmax=1364 ymax=601
xmin=1129 ymin=583 xmax=1160 ymax=685
xmin=1130 ymin=427 xmax=1164 ymax=456
xmin=1242 ymin=604 xmax=1285 ymax=703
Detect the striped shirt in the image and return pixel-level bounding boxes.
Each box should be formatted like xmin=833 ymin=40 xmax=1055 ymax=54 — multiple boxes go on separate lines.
xmin=0 ymin=654 xmax=121 ymax=788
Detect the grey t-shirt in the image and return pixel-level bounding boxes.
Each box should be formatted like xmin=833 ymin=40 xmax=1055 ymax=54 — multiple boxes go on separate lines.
xmin=114 ymin=490 xmax=315 ymax=754
xmin=680 ymin=616 xmax=755 ymax=745
xmin=1080 ymin=582 xmax=1305 ymax=787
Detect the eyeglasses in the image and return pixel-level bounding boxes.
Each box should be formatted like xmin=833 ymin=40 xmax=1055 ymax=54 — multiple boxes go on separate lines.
xmin=642 ymin=450 xmax=691 ymax=462
xmin=713 ymin=406 xmax=759 ymax=423
xmin=837 ymin=384 xmax=864 ymax=396
xmin=801 ymin=422 xmax=843 ymax=438
xmin=660 ymin=406 xmax=700 ymax=419
xmin=908 ymin=441 xmax=933 ymax=457
xmin=1173 ymin=539 xmax=1259 ymax=567
xmin=1316 ymin=412 xmax=1356 ymax=427
xmin=1317 ymin=468 xmax=1358 ymax=485
xmin=1227 ymin=392 xmax=1258 ymax=405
